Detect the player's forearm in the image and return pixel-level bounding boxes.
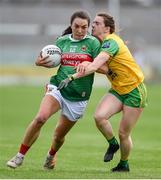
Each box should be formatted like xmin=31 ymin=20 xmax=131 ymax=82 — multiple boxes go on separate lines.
xmin=96 ymin=63 xmax=109 ymax=74
xmin=72 ymin=52 xmax=109 ymax=80
xmin=72 ymin=63 xmax=97 ymax=80
xmin=72 ymin=66 xmax=108 ymax=80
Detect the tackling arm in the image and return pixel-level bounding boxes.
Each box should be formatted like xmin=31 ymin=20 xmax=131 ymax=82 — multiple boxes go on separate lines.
xmin=57 ymin=51 xmax=110 ymax=90
xmin=96 ymin=62 xmax=109 ymax=74
xmin=73 ymin=51 xmax=110 ymax=79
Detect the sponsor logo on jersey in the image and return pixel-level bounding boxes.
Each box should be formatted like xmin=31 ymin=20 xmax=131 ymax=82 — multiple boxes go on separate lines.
xmin=61 ymin=53 xmax=92 ymax=66
xmin=102 ymin=42 xmax=110 ymax=48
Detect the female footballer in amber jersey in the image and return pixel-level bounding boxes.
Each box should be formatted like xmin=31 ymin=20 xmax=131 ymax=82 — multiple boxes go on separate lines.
xmin=58 ymin=13 xmax=147 ymax=172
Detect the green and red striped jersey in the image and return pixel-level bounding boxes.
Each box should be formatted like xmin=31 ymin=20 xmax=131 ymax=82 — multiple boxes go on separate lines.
xmin=50 ymin=34 xmax=100 ymax=101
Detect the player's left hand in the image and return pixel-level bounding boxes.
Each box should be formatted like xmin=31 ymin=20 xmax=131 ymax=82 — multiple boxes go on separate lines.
xmin=76 ymin=61 xmax=91 ymax=74
xmin=57 ymin=75 xmax=74 ymax=90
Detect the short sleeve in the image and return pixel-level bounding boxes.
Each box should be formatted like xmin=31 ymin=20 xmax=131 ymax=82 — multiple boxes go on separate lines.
xmin=55 ymin=36 xmax=62 ymax=47
xmin=101 ymin=39 xmax=119 ymax=57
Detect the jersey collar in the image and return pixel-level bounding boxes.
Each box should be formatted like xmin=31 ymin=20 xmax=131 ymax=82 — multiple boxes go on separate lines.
xmin=69 ymin=34 xmax=88 ymax=42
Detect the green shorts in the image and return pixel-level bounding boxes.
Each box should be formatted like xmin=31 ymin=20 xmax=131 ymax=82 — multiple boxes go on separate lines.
xmin=109 ymin=83 xmax=148 ymax=108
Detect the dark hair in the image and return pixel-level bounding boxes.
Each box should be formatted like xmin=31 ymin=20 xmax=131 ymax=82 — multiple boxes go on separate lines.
xmin=62 ymin=11 xmax=90 ymax=36
xmin=97 ymin=13 xmax=115 ymax=33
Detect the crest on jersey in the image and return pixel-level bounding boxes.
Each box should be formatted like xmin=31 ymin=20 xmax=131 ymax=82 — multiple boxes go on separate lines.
xmin=102 ymin=42 xmax=110 ymax=48
xmin=81 ymin=45 xmax=87 ymax=51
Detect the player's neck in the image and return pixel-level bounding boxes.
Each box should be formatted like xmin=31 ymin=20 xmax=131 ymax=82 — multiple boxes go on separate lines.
xmin=103 ymin=32 xmax=110 ymax=39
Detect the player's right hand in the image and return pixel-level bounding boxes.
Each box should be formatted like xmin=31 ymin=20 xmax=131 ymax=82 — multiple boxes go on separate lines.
xmin=35 ymin=51 xmax=50 ymax=67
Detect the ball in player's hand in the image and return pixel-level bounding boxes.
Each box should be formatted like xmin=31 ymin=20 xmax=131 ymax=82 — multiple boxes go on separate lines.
xmin=41 ymin=45 xmax=61 ymax=67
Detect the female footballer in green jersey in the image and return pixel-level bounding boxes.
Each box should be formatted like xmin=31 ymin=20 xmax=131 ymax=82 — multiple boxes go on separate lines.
xmin=58 ymin=13 xmax=148 ymax=172
xmin=7 ymin=11 xmax=106 ymax=170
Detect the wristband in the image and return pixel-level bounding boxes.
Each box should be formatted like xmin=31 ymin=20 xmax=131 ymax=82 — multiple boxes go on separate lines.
xmin=68 ymin=75 xmax=75 ymax=81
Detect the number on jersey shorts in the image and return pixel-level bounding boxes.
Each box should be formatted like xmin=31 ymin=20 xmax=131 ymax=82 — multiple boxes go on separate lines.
xmin=46 ymin=84 xmax=88 ymax=121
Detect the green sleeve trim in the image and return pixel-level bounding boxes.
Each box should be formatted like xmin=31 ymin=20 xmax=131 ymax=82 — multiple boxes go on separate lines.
xmin=101 ymin=39 xmax=119 ymax=57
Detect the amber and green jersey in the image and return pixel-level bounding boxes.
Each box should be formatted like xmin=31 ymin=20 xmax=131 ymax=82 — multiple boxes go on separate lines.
xmin=50 ymin=34 xmax=100 ymax=101
xmin=101 ymin=33 xmax=144 ymax=94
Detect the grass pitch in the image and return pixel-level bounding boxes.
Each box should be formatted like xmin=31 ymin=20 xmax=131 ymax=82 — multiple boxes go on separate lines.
xmin=0 ymin=84 xmax=161 ymax=179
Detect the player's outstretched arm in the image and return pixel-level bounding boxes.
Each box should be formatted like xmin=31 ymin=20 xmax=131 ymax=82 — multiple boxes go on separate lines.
xmin=57 ymin=52 xmax=110 ymax=90
xmin=75 ymin=51 xmax=110 ymax=78
xmin=96 ymin=62 xmax=109 ymax=74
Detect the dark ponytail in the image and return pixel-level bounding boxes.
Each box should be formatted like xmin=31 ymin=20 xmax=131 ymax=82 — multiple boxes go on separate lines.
xmin=62 ymin=26 xmax=72 ymax=36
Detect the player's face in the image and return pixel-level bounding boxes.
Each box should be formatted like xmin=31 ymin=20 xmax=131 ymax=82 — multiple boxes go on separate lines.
xmin=71 ymin=18 xmax=89 ymax=40
xmin=92 ymin=16 xmax=107 ymax=38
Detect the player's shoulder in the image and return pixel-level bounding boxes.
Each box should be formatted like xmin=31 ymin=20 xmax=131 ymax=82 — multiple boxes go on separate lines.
xmin=104 ymin=33 xmax=124 ymax=44
xmin=86 ymin=34 xmax=98 ymax=41
xmin=56 ymin=34 xmax=69 ymax=42
xmin=85 ymin=34 xmax=100 ymax=46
